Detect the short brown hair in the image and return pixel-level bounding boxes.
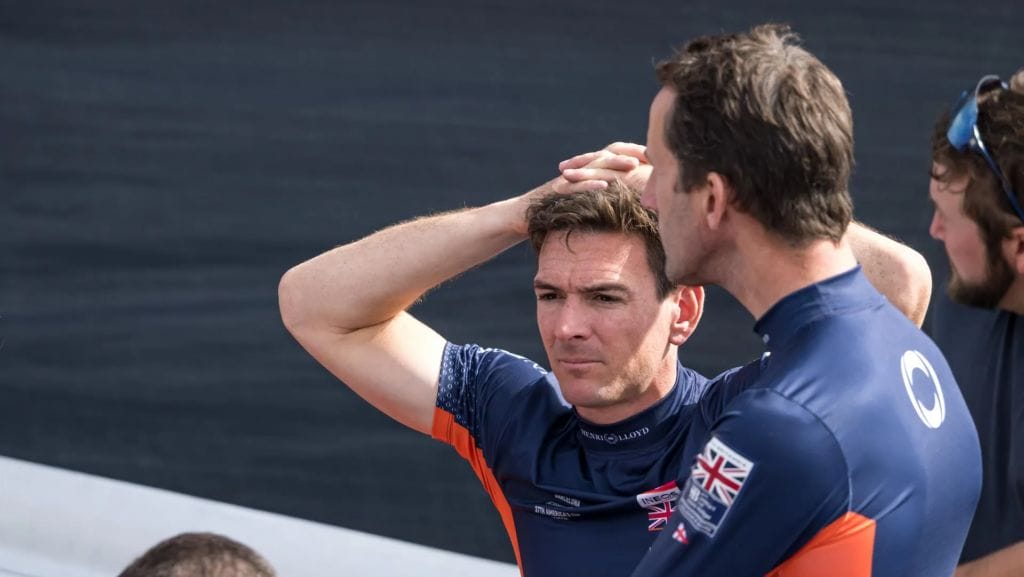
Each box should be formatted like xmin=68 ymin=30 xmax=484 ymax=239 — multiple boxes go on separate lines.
xmin=655 ymin=23 xmax=854 ymax=244
xmin=526 ymin=181 xmax=675 ymax=299
xmin=118 ymin=532 xmax=276 ymax=577
xmin=930 ymin=68 xmax=1024 ymax=248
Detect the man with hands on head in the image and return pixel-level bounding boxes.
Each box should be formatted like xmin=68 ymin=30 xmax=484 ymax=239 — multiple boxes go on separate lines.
xmin=281 ymin=163 xmax=710 ymax=577
xmin=279 ymin=143 xmax=932 ymax=575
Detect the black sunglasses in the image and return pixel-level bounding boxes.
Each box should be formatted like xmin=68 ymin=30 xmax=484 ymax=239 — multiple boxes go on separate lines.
xmin=946 ymin=75 xmax=1024 ymax=223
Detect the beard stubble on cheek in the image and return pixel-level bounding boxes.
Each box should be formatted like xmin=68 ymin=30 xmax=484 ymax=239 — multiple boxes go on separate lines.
xmin=948 ymin=246 xmax=1016 ymax=308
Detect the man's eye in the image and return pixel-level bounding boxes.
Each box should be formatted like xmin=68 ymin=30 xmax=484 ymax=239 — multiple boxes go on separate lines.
xmin=593 ymin=294 xmax=621 ymax=303
xmin=537 ymin=293 xmax=560 ymax=301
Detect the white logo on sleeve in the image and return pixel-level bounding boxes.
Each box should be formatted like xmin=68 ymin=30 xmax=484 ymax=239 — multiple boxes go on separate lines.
xmin=900 ymin=350 xmax=946 ymax=429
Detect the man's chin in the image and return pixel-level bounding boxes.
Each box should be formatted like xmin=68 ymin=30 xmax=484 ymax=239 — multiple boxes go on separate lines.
xmin=556 ymin=377 xmax=616 ymax=408
xmin=947 ymin=271 xmax=1012 ymax=309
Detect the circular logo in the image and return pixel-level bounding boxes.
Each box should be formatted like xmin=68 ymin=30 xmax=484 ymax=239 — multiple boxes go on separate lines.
xmin=900 ymin=350 xmax=946 ymax=429
xmin=604 ymin=433 xmax=619 ymax=445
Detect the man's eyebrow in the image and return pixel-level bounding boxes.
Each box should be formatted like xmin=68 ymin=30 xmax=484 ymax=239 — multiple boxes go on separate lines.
xmin=532 ymin=280 xmax=630 ymax=294
xmin=580 ymin=283 xmax=630 ymax=294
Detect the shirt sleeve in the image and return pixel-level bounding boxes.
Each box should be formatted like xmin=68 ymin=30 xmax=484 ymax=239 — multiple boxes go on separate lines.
xmin=629 ymin=388 xmax=851 ymax=577
xmin=431 ymin=342 xmax=550 ymax=460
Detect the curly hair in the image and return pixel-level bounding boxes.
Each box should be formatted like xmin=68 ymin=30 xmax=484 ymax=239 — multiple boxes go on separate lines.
xmin=930 ymin=68 xmax=1024 ymax=246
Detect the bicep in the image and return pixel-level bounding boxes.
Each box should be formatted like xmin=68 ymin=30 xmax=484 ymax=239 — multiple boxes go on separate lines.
xmin=291 ymin=311 xmax=446 ymax=435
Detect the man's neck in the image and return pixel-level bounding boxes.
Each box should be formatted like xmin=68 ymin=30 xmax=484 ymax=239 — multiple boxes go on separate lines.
xmin=720 ymin=227 xmax=859 ymax=322
xmin=998 ymin=278 xmax=1024 ymax=315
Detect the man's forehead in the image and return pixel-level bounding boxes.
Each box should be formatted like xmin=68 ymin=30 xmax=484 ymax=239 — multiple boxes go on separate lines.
xmin=931 ymin=162 xmax=970 ymax=196
xmin=535 ymin=231 xmax=650 ymax=285
xmin=646 ymin=89 xmax=675 ymax=153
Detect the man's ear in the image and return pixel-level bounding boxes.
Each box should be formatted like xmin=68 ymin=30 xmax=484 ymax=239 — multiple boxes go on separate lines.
xmin=703 ymin=172 xmax=731 ymax=231
xmin=669 ymin=285 xmax=705 ymax=346
xmin=1005 ymin=226 xmax=1024 ymax=275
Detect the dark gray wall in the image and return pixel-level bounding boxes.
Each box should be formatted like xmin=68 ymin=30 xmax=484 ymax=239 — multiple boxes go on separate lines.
xmin=2 ymin=0 xmax=1022 ymax=563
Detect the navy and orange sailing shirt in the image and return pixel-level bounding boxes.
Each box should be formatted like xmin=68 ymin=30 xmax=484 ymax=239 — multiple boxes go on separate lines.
xmin=432 ymin=346 xmax=709 ymax=577
xmin=630 ymin=267 xmax=982 ymax=577
xmin=433 ymin=268 xmax=982 ymax=577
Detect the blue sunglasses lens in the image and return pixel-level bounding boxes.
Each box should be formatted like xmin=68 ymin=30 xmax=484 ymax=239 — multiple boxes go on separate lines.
xmin=946 ymin=91 xmax=977 ymax=151
xmin=944 ymin=75 xmax=1023 ymax=224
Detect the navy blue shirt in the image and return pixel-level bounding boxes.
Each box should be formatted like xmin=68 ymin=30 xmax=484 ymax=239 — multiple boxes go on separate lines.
xmin=431 ymin=347 xmax=708 ymax=577
xmin=630 ymin=268 xmax=981 ymax=577
xmin=932 ymin=289 xmax=1024 ymax=562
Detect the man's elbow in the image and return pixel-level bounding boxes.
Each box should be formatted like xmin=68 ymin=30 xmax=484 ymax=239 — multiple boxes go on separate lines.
xmin=893 ymin=249 xmax=933 ymax=328
xmin=278 ymin=266 xmax=311 ymax=336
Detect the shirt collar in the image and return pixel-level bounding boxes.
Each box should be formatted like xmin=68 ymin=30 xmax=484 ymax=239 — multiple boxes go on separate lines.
xmin=753 ymin=266 xmax=883 ymax=353
xmin=575 ymin=361 xmax=703 ymax=453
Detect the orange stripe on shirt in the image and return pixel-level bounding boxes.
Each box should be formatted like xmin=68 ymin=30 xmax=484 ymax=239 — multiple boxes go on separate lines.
xmin=766 ymin=512 xmax=876 ymax=577
xmin=432 ymin=407 xmax=523 ymax=575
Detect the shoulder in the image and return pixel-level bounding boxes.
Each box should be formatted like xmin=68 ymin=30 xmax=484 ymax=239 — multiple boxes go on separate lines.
xmin=441 ymin=343 xmax=548 ymax=384
xmin=678 ymin=389 xmax=850 ymax=549
xmin=697 ymin=356 xmax=768 ymax=423
xmin=438 ymin=343 xmax=558 ymax=414
xmin=693 ymin=388 xmax=851 ymax=517
xmin=699 ymin=379 xmax=850 ymax=481
xmin=718 ymin=388 xmax=844 ymax=459
xmin=676 ymin=363 xmax=711 ymax=404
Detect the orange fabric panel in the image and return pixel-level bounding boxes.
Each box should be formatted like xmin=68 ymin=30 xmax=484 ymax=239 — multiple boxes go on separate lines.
xmin=766 ymin=512 xmax=876 ymax=577
xmin=432 ymin=407 xmax=524 ymax=574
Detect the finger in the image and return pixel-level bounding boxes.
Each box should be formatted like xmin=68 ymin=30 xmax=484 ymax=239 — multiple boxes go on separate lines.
xmin=562 ymin=167 xmax=631 ymax=183
xmin=580 ymin=154 xmax=639 ymax=172
xmin=558 ymin=151 xmax=606 ymax=171
xmin=551 ymin=178 xmax=608 ymax=194
xmin=604 ymin=142 xmax=648 ymax=162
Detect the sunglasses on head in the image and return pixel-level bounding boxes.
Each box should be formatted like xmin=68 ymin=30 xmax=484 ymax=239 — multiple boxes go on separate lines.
xmin=946 ymin=74 xmax=1024 ymax=223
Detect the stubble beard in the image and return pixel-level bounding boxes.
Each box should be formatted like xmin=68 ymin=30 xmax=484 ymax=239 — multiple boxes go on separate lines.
xmin=947 ymin=245 xmax=1015 ymax=309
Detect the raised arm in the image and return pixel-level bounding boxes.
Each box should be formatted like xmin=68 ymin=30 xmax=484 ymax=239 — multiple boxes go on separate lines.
xmin=278 ymin=196 xmax=530 ymax=435
xmin=845 ymin=222 xmax=932 ymax=327
xmin=278 ymin=169 xmax=628 ymax=435
xmin=560 ymin=142 xmax=933 ymax=326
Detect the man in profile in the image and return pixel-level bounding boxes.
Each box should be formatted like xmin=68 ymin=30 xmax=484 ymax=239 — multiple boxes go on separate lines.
xmin=927 ymin=69 xmax=1024 ymax=577
xmin=621 ymin=23 xmax=981 ymax=576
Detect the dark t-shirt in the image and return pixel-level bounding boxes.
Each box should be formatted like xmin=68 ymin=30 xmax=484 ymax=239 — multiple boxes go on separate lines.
xmin=431 ymin=346 xmax=709 ymax=577
xmin=629 ymin=268 xmax=981 ymax=577
xmin=435 ymin=268 xmax=981 ymax=576
xmin=932 ymin=289 xmax=1024 ymax=562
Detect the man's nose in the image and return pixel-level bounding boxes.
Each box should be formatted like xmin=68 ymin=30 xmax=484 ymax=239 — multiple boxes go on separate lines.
xmin=553 ymin=299 xmax=591 ymax=341
xmin=929 ymin=211 xmax=943 ymax=240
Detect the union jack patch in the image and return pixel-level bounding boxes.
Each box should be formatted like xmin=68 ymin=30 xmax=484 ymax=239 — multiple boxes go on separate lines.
xmin=691 ymin=436 xmax=752 ymax=506
xmin=678 ymin=436 xmax=754 ymax=536
xmin=645 ymin=501 xmax=675 ymax=531
xmin=637 ymin=481 xmax=680 ymax=532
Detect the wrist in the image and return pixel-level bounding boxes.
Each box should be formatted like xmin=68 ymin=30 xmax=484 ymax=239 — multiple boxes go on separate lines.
xmin=482 ymin=195 xmax=533 ymax=240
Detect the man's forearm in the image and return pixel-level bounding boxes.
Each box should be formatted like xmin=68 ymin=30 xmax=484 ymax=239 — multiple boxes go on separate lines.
xmin=846 ymin=222 xmax=933 ymax=327
xmin=279 ymin=194 xmax=530 ymax=336
xmin=956 ymin=542 xmax=1024 ymax=577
